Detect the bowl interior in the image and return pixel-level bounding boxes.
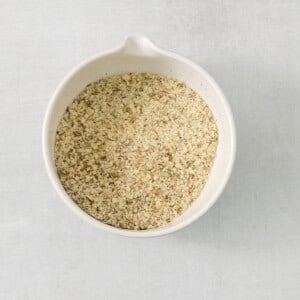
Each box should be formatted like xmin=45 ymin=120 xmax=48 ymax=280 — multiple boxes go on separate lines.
xmin=44 ymin=49 xmax=235 ymax=236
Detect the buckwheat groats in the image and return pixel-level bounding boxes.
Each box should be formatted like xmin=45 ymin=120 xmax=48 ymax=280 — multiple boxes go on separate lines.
xmin=54 ymin=73 xmax=218 ymax=230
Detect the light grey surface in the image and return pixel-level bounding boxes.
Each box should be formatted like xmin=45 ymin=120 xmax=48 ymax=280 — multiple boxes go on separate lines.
xmin=0 ymin=0 xmax=299 ymax=299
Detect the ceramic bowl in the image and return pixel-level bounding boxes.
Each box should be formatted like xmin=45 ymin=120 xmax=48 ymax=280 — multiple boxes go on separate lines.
xmin=42 ymin=35 xmax=236 ymax=237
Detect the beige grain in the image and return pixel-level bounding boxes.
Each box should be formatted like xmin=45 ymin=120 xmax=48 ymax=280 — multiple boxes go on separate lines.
xmin=55 ymin=73 xmax=218 ymax=230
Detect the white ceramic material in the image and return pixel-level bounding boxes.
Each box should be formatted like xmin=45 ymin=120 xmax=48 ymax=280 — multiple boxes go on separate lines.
xmin=42 ymin=35 xmax=236 ymax=237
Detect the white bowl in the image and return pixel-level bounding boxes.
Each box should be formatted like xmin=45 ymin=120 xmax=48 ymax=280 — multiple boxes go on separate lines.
xmin=42 ymin=35 xmax=236 ymax=237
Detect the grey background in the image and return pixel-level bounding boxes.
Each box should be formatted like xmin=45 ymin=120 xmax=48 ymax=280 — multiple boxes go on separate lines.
xmin=0 ymin=0 xmax=299 ymax=299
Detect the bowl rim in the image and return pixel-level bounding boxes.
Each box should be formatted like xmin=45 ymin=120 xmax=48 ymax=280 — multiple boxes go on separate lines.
xmin=42 ymin=35 xmax=236 ymax=237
